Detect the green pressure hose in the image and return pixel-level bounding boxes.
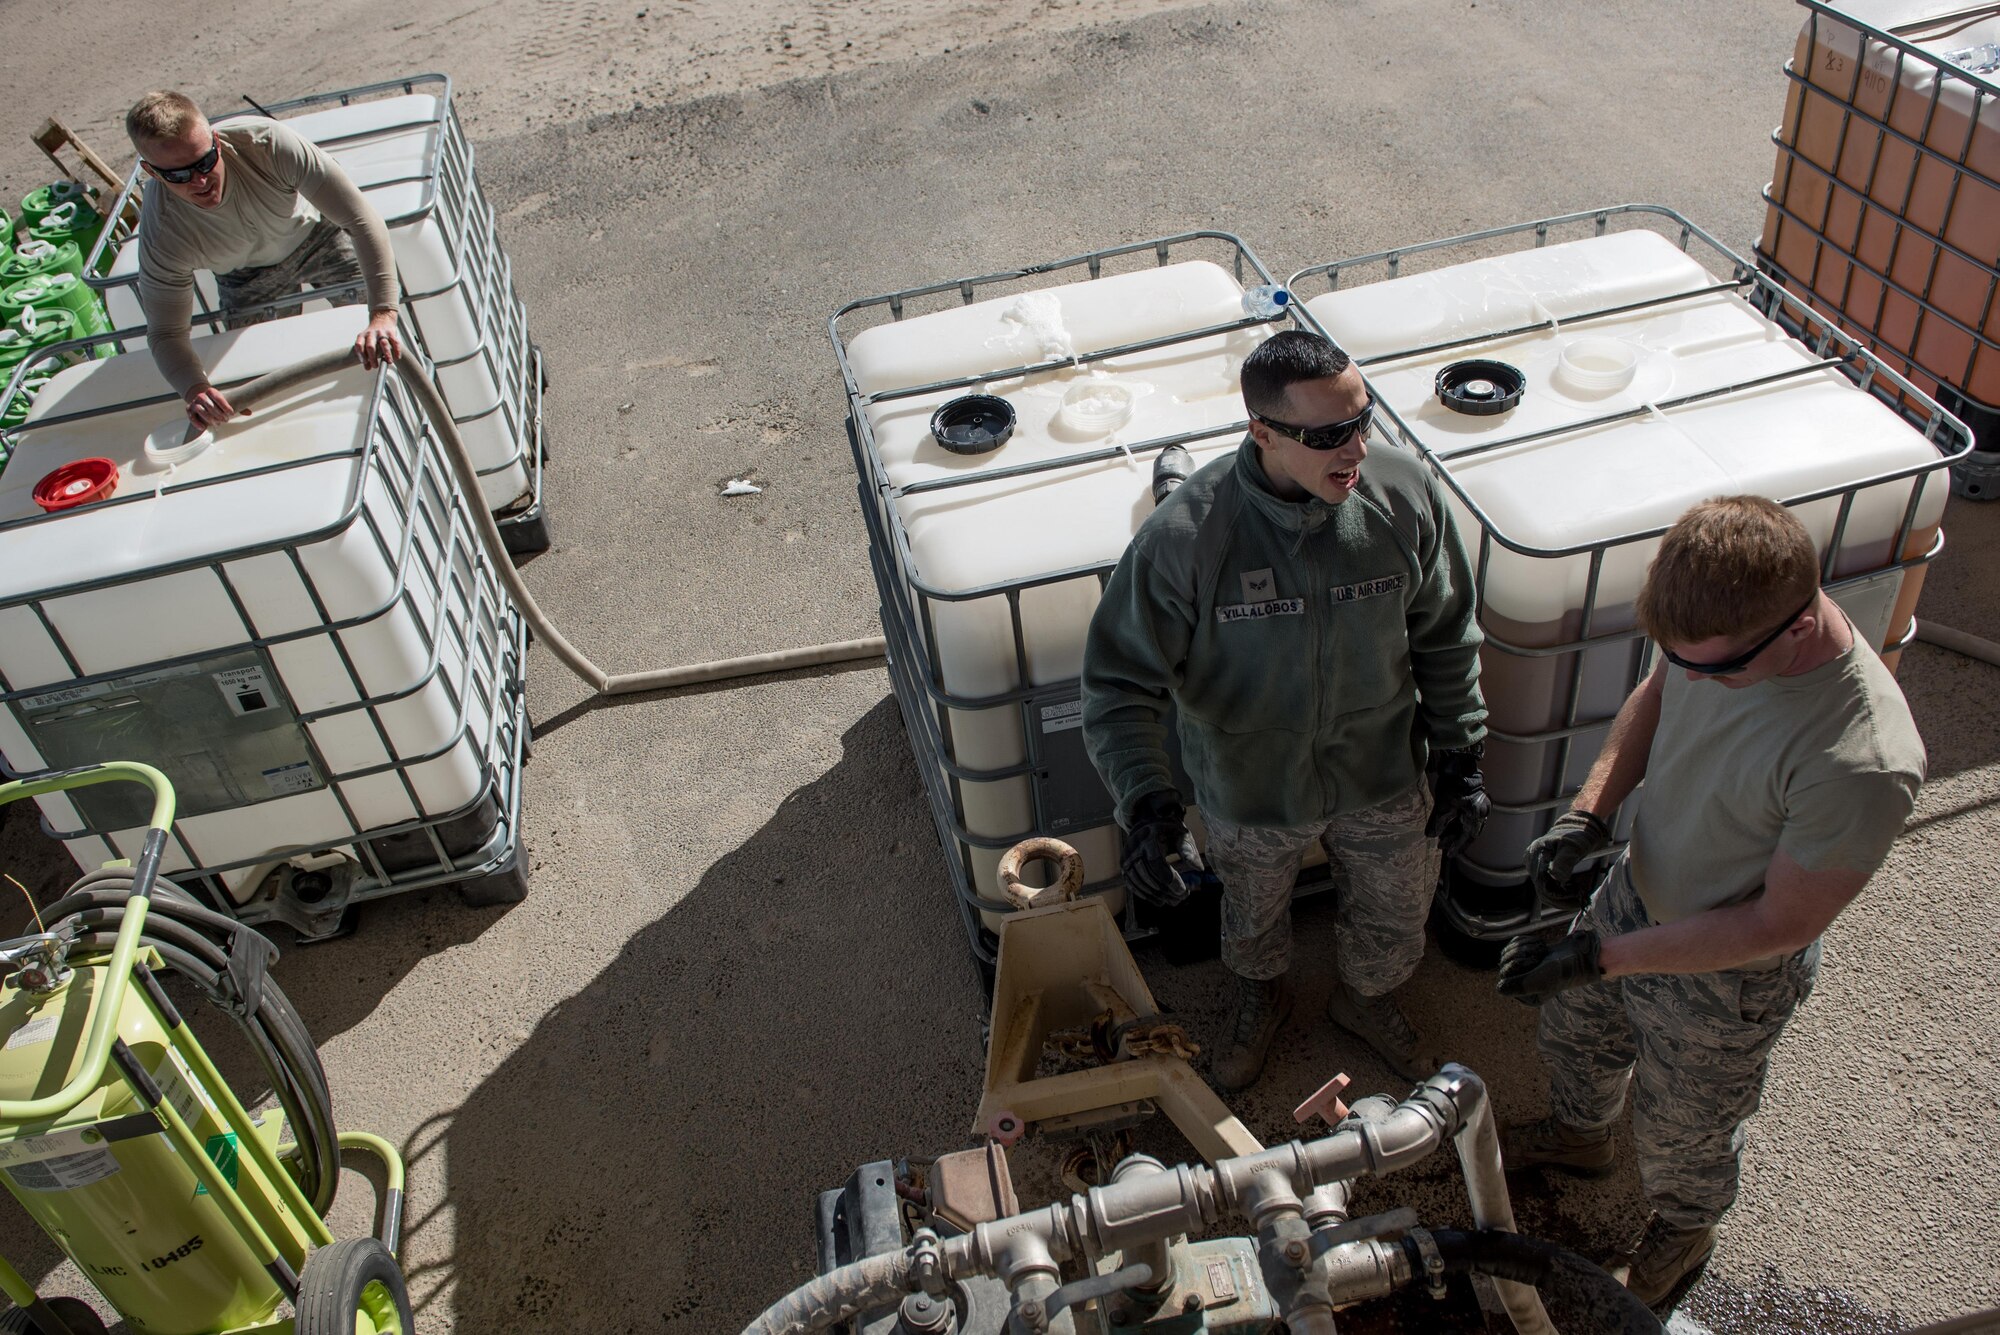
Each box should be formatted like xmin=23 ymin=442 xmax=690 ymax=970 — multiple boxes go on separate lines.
xmin=218 ymin=348 xmax=887 ymax=696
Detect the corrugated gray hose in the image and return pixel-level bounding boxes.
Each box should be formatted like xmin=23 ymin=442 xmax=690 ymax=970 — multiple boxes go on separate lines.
xmin=218 ymin=348 xmax=886 ymax=695
xmin=738 ymin=1248 xmax=914 ymax=1335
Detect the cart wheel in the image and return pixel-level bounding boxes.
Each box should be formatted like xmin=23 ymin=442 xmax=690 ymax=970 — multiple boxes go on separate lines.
xmin=0 ymin=1297 xmax=110 ymax=1335
xmin=296 ymin=1237 xmax=413 ymax=1335
xmin=458 ymin=854 xmax=531 ymax=908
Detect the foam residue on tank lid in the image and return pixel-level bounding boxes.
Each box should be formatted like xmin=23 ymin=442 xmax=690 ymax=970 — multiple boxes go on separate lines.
xmin=997 ymin=291 xmax=1076 ymax=362
xmin=1058 ymin=380 xmax=1135 ymax=436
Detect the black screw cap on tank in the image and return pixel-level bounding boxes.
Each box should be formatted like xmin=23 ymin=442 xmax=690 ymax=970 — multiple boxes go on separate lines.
xmin=930 ymin=394 xmax=1016 ymax=454
xmin=1436 ymin=359 xmax=1526 ymax=416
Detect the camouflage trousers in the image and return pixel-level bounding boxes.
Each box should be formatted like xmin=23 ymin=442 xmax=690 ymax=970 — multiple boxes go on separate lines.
xmin=217 ymin=220 xmax=367 ymax=328
xmin=1540 ymin=855 xmax=1820 ymax=1230
xmin=1205 ymin=783 xmax=1438 ymax=993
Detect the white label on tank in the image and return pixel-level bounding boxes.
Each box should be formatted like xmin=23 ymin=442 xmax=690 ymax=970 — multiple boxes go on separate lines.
xmin=3 ymin=1013 xmax=61 ymax=1050
xmin=0 ymin=1127 xmax=105 ymax=1170
xmin=4 ymin=1145 xmax=121 ymax=1192
xmin=261 ymin=761 xmax=318 ymax=797
xmin=20 ymin=682 xmax=112 ymax=712
xmin=152 ymin=1050 xmax=216 ymax=1129
xmin=1040 ymin=700 xmax=1085 ymax=734
xmin=213 ymin=665 xmax=279 ymax=716
xmin=129 ymin=663 xmax=205 ymax=689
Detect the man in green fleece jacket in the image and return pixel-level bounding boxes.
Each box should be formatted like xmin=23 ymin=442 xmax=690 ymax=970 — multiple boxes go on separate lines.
xmin=1081 ymin=329 xmax=1490 ymax=1091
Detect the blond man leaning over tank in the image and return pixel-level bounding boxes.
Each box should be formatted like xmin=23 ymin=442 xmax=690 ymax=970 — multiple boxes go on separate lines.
xmin=1496 ymin=495 xmax=1925 ymax=1316
xmin=124 ymin=90 xmax=403 ymax=432
xmin=1080 ymin=330 xmax=1491 ymax=1093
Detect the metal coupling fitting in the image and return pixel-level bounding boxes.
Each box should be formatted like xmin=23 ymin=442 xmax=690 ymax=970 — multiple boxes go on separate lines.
xmin=899 ymin=1289 xmax=956 ymax=1334
xmin=1321 ymin=1238 xmax=1410 ymax=1307
xmin=910 ymin=1228 xmax=946 ymax=1292
xmin=1076 ymin=1159 xmax=1213 ymax=1258
xmin=969 ymin=1203 xmax=1071 ymax=1287
xmin=1215 ymin=1141 xmax=1314 ymax=1225
xmin=1406 ymin=1226 xmax=1447 ymax=1301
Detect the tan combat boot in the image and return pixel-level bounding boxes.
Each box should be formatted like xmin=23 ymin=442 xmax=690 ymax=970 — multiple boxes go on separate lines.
xmin=1210 ymin=973 xmax=1293 ymax=1093
xmin=1324 ymin=982 xmax=1440 ymax=1083
xmin=1499 ymin=1116 xmax=1618 ymax=1177
xmin=1610 ymin=1213 xmax=1718 ymax=1314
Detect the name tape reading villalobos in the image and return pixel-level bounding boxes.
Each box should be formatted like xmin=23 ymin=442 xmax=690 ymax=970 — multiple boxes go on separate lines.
xmin=1217 ymin=575 xmax=1404 ymax=623
xmin=1217 ymin=598 xmax=1306 ymax=622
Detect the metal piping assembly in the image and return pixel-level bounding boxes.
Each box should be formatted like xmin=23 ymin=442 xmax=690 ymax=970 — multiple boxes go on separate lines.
xmin=220 ymin=347 xmax=887 ymax=698
xmin=742 ymin=1064 xmax=1658 ymax=1335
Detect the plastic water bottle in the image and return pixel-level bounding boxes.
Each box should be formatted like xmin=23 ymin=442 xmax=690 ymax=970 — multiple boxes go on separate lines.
xmin=1242 ymin=284 xmax=1290 ymax=319
xmin=1944 ymin=43 xmax=1999 ymax=74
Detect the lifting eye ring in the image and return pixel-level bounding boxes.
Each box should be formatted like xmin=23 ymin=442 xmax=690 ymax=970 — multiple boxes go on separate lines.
xmin=997 ymin=836 xmax=1085 ymax=909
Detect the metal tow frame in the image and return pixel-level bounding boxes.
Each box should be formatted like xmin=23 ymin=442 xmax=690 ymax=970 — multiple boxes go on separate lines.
xmin=1758 ymin=0 xmax=2000 ymax=422
xmin=0 ymin=325 xmax=529 ymax=937
xmin=76 ymin=73 xmax=547 ymax=541
xmin=830 ymin=231 xmax=1292 ymax=971
xmin=1287 ymin=203 xmax=1971 ymax=941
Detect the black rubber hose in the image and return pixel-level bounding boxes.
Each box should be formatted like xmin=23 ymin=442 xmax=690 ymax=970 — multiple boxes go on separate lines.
xmin=1415 ymin=1229 xmax=1663 ymax=1334
xmin=53 ymin=875 xmax=338 ymax=1216
xmin=40 ymin=871 xmax=340 ymax=1215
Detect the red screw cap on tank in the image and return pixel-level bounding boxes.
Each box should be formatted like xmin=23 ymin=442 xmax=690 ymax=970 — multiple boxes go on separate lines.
xmin=32 ymin=457 xmax=118 ymax=512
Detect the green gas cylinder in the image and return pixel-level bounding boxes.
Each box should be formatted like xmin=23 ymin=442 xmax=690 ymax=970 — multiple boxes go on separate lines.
xmin=26 ymin=202 xmax=105 ymax=272
xmin=1 ymin=272 xmax=110 ymax=338
xmin=0 ymin=239 xmax=83 ymax=286
xmin=18 ymin=180 xmax=95 ymax=229
xmin=0 ymin=369 xmax=52 ymax=432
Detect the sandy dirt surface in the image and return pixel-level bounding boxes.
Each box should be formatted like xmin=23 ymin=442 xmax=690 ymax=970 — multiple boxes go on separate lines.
xmin=0 ymin=1 xmax=1997 ymax=1332
xmin=3 ymin=0 xmax=1195 ymax=186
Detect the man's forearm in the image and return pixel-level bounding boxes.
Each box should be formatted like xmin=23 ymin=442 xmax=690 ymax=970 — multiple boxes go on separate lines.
xmin=1570 ymin=667 xmax=1662 ymax=819
xmin=1603 ymin=848 xmax=1869 ymax=979
xmin=139 ymin=279 xmax=207 ymax=398
xmin=1082 ymin=704 xmax=1178 ymax=827
xmin=1599 ymin=900 xmax=1797 ymax=977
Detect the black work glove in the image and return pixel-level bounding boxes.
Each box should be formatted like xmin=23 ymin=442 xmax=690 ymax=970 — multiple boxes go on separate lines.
xmin=1496 ymin=929 xmax=1604 ymax=1006
xmin=1120 ymin=791 xmax=1204 ymax=908
xmin=1425 ymin=744 xmax=1491 ymax=859
xmin=1523 ymin=809 xmax=1613 ymax=910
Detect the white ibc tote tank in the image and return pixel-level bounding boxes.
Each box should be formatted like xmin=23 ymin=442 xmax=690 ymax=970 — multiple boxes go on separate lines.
xmin=0 ymin=305 xmax=527 ymax=932
xmin=1291 ymin=208 xmax=1964 ymax=891
xmin=836 ymin=239 xmax=1287 ymax=952
xmin=87 ymin=76 xmax=540 ymax=522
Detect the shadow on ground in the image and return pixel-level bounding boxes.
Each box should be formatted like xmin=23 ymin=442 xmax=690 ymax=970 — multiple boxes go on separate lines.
xmin=428 ymin=697 xmax=989 ymax=1329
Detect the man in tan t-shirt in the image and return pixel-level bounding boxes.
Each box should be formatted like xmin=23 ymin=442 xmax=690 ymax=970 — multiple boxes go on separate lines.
xmin=126 ymin=89 xmax=404 ymax=431
xmin=1492 ymin=496 xmax=1924 ymax=1316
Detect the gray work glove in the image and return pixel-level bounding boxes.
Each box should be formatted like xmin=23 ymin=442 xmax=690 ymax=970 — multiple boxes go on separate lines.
xmin=1496 ymin=928 xmax=1604 ymax=1006
xmin=1524 ymin=809 xmax=1613 ymax=910
xmin=1425 ymin=744 xmax=1491 ymax=859
xmin=1120 ymin=791 xmax=1204 ymax=908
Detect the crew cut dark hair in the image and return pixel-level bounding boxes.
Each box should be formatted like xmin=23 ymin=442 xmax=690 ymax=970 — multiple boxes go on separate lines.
xmin=1240 ymin=329 xmax=1353 ymax=418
